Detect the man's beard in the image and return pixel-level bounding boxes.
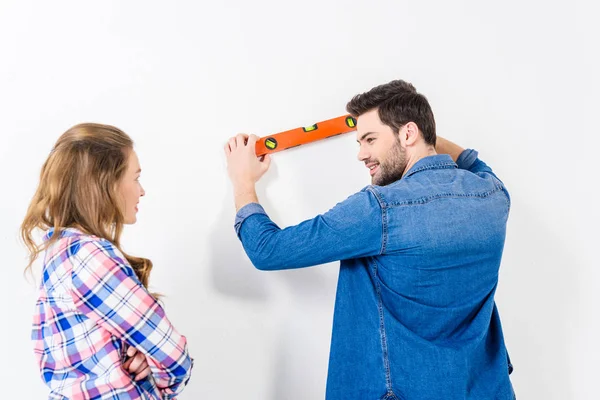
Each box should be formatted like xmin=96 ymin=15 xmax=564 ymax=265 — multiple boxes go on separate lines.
xmin=372 ymin=138 xmax=407 ymax=186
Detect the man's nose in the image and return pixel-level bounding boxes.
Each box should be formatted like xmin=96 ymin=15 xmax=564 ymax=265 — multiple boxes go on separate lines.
xmin=357 ymin=146 xmax=369 ymax=162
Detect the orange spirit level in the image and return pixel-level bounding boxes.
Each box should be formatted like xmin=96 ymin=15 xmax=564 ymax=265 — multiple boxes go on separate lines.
xmin=255 ymin=115 xmax=357 ymax=156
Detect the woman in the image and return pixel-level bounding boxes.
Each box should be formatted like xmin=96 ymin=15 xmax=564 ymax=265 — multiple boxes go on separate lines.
xmin=21 ymin=123 xmax=193 ymax=399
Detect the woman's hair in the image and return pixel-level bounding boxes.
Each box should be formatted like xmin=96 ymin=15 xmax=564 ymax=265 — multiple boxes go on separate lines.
xmin=20 ymin=123 xmax=154 ymax=290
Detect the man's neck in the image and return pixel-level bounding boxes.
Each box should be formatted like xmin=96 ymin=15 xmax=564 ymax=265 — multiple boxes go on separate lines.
xmin=402 ymin=146 xmax=438 ymax=177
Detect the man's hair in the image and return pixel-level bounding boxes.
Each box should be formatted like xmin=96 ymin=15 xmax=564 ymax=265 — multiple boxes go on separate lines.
xmin=346 ymin=79 xmax=436 ymax=146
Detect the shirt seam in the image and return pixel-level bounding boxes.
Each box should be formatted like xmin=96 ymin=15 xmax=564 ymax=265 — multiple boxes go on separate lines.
xmin=385 ymin=186 xmax=505 ymax=207
xmin=367 ymin=187 xmax=388 ymax=255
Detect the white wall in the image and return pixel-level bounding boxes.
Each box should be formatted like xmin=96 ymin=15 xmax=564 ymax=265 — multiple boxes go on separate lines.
xmin=1 ymin=1 xmax=597 ymax=399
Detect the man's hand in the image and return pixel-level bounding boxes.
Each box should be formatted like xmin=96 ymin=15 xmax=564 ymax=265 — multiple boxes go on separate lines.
xmin=435 ymin=137 xmax=464 ymax=162
xmin=123 ymin=346 xmax=151 ymax=381
xmin=224 ymin=134 xmax=271 ymax=188
xmin=224 ymin=134 xmax=271 ymax=210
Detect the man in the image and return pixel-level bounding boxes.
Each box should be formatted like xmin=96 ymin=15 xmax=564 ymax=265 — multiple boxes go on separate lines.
xmin=224 ymin=80 xmax=514 ymax=399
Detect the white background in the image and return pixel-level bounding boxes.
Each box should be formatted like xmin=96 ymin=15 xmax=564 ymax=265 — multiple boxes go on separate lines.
xmin=1 ymin=1 xmax=598 ymax=399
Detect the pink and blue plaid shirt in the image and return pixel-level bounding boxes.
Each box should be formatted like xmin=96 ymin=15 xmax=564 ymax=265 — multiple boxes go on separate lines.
xmin=32 ymin=228 xmax=193 ymax=399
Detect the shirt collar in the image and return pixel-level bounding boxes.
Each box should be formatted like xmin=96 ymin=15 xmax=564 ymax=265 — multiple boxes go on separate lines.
xmin=43 ymin=227 xmax=84 ymax=242
xmin=402 ymin=154 xmax=457 ymax=179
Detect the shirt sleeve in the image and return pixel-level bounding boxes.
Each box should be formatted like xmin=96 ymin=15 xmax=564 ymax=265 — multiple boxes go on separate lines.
xmin=71 ymin=238 xmax=193 ymax=398
xmin=456 ymin=148 xmax=497 ymax=176
xmin=234 ymin=188 xmax=384 ymax=271
xmin=456 ymin=148 xmax=510 ymax=206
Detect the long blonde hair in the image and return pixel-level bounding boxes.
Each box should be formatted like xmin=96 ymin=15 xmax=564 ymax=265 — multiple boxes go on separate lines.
xmin=21 ymin=123 xmax=154 ymax=289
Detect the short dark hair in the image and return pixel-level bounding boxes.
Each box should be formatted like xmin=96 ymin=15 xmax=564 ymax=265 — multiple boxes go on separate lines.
xmin=346 ymin=80 xmax=436 ymax=146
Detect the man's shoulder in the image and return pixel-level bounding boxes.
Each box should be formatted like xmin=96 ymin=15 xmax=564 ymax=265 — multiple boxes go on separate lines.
xmin=366 ymin=168 xmax=505 ymax=208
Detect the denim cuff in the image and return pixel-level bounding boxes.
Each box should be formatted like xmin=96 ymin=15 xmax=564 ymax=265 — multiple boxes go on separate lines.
xmin=234 ymin=203 xmax=267 ymax=236
xmin=456 ymin=148 xmax=479 ymax=170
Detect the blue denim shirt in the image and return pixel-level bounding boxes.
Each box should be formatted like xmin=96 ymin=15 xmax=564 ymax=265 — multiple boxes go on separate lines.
xmin=234 ymin=150 xmax=514 ymax=400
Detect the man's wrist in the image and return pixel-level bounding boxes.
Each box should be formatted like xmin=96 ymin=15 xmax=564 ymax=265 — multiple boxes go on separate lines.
xmin=233 ymin=181 xmax=255 ymax=196
xmin=233 ymin=182 xmax=258 ymax=211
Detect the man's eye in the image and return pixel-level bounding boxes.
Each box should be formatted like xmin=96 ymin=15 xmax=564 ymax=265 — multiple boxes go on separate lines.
xmin=367 ymin=138 xmax=375 ymax=144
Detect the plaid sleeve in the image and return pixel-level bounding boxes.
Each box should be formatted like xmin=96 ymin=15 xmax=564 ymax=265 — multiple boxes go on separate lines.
xmin=71 ymin=238 xmax=193 ymax=397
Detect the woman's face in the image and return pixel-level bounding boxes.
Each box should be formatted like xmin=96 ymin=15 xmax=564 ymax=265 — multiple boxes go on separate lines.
xmin=119 ymin=150 xmax=145 ymax=224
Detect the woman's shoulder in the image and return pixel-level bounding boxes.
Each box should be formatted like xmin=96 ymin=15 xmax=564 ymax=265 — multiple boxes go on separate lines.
xmin=45 ymin=227 xmax=123 ymax=260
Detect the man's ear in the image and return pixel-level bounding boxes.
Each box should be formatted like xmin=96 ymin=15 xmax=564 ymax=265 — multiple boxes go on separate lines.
xmin=404 ymin=122 xmax=420 ymax=146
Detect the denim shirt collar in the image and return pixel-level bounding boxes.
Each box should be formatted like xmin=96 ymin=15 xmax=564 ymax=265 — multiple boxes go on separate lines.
xmin=402 ymin=154 xmax=457 ymax=179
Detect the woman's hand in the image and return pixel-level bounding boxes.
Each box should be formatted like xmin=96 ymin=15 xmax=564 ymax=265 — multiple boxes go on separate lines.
xmin=123 ymin=346 xmax=151 ymax=381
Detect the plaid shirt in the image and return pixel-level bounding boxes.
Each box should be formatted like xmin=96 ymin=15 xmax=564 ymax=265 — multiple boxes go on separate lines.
xmin=32 ymin=228 xmax=193 ymax=399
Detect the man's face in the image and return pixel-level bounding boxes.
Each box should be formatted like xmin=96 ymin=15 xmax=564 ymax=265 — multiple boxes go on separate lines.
xmin=356 ymin=109 xmax=408 ymax=186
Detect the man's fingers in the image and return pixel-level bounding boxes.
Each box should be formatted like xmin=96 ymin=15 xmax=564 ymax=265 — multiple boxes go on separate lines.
xmin=228 ymin=137 xmax=237 ymax=151
xmin=261 ymin=154 xmax=272 ymax=171
xmin=228 ymin=134 xmax=255 ymax=152
xmin=246 ymin=134 xmax=259 ymax=152
xmin=235 ymin=133 xmax=249 ymax=147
